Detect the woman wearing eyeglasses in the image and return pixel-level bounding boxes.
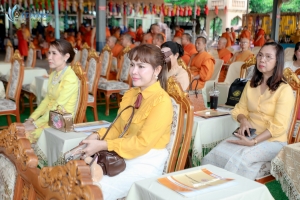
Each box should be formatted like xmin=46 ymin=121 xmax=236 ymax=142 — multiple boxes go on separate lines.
xmin=229 ymin=37 xmax=254 ymax=63
xmin=202 ymin=42 xmax=294 ymax=180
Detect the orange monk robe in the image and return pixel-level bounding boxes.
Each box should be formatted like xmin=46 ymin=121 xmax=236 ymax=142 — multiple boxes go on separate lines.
xmin=76 ymin=35 xmax=82 ymax=50
xmin=232 ymin=50 xmax=254 ymax=62
xmin=127 ymin=30 xmax=136 ymax=41
xmin=142 ymin=33 xmax=153 ymax=44
xmin=106 ymin=27 xmax=111 ymax=38
xmin=189 ymin=51 xmax=215 ymax=89
xmin=129 ymin=44 xmax=135 ymax=49
xmin=231 ymin=32 xmax=236 ymax=44
xmin=67 ymin=36 xmax=76 ymax=47
xmin=84 ymin=30 xmax=92 ymax=47
xmin=32 ymin=37 xmax=40 ymax=50
xmin=111 ymin=43 xmax=124 ymax=57
xmin=17 ymin=29 xmax=28 ymax=56
xmin=45 ymin=35 xmax=55 ymax=54
xmin=184 ymin=43 xmax=198 ymax=57
xmin=45 ymin=26 xmax=54 ymax=36
xmin=136 ymin=27 xmax=144 ymax=42
xmin=174 ymin=29 xmax=184 ymax=37
xmin=181 ymin=52 xmax=190 ymax=66
xmin=113 ymin=31 xmax=121 ymax=40
xmin=218 ymin=48 xmax=233 ymax=82
xmin=240 ymin=30 xmax=251 ymax=40
xmin=221 ymin=32 xmax=232 ymax=47
xmin=254 ymin=29 xmax=265 ymax=47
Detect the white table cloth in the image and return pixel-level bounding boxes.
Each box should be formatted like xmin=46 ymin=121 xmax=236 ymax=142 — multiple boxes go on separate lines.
xmin=0 ymin=63 xmax=11 ymax=80
xmin=191 ymin=115 xmax=239 ymax=166
xmin=0 ymin=80 xmax=5 ymax=99
xmin=127 ymin=164 xmax=274 ymax=200
xmin=30 ymin=76 xmax=49 ymax=104
xmin=5 ymin=67 xmax=48 ymax=85
xmin=34 ymin=128 xmax=88 ymax=167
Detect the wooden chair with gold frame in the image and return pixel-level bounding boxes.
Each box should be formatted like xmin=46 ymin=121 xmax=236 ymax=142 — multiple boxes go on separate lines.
xmin=86 ymin=49 xmax=102 ymax=121
xmin=4 ymin=39 xmax=14 ymax=63
xmin=0 ymin=51 xmax=24 ymax=128
xmin=71 ymin=61 xmax=88 ymax=123
xmin=163 ymin=76 xmax=194 ymax=173
xmin=239 ymin=56 xmax=256 ymax=79
xmin=81 ymin=42 xmax=90 ymax=71
xmin=25 ymin=42 xmax=37 ymax=68
xmin=255 ymin=67 xmax=300 ymax=184
xmin=0 ymin=123 xmax=103 ymax=199
xmin=98 ymin=44 xmax=112 ymax=82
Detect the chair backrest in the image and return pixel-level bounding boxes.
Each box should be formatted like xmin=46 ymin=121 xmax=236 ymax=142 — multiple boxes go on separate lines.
xmin=117 ymin=53 xmax=131 ymax=84
xmin=178 ymin=58 xmax=192 ymax=83
xmin=284 ymin=47 xmax=294 ymax=62
xmin=208 ymin=49 xmax=219 ymax=59
xmin=6 ymin=51 xmax=24 ymax=108
xmin=251 ymin=46 xmax=261 ymax=56
xmin=80 ymin=43 xmax=90 ymax=71
xmin=71 ymin=62 xmax=88 ymax=123
xmin=240 ymin=56 xmax=256 ymax=78
xmin=0 ymin=123 xmax=103 ymax=200
xmin=4 ymin=40 xmax=13 ymax=62
xmin=163 ymin=77 xmax=194 ymax=173
xmin=86 ymin=49 xmax=101 ymax=96
xmin=210 ymin=58 xmax=224 ymax=81
xmin=25 ymin=42 xmax=37 ymax=68
xmin=224 ymin=61 xmax=245 ymax=84
xmin=284 ymin=68 xmax=300 ymax=144
xmin=100 ymin=45 xmax=113 ymax=79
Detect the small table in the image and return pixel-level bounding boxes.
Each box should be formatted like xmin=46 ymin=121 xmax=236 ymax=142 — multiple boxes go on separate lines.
xmin=191 ymin=115 xmax=239 ymax=166
xmin=127 ymin=164 xmax=274 ymax=200
xmin=30 ymin=76 xmax=49 ymax=104
xmin=5 ymin=67 xmax=48 ymax=85
xmin=271 ymin=143 xmax=300 ymax=200
xmin=0 ymin=81 xmax=5 ymax=99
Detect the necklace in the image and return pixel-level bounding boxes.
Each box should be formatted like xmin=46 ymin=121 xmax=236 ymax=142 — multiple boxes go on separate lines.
xmin=52 ymin=66 xmax=68 ymax=85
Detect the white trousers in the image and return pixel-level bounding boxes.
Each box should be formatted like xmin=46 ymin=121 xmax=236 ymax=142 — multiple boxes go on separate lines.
xmin=94 ymin=149 xmax=168 ymax=200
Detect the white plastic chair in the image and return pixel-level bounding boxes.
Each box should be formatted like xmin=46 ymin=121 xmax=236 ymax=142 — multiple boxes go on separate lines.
xmin=216 ymin=61 xmax=245 ymax=105
xmin=203 ymin=59 xmax=224 ymax=103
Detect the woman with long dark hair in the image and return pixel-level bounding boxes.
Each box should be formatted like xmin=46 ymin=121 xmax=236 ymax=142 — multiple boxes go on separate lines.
xmin=202 ymin=42 xmax=294 ymax=180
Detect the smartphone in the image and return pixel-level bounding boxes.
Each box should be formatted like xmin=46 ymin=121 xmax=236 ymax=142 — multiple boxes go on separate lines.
xmin=232 ymin=127 xmax=256 ymax=137
xmin=64 ymin=144 xmax=87 ymax=162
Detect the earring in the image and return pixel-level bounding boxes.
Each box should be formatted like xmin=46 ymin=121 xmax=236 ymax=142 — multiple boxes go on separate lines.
xmin=155 ymin=75 xmax=158 ymax=79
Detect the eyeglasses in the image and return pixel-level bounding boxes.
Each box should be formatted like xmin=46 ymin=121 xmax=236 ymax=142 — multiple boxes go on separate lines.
xmin=256 ymin=53 xmax=275 ymax=62
xmin=240 ymin=42 xmax=248 ymax=44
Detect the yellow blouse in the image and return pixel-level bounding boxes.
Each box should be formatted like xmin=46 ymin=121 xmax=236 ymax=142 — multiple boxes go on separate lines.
xmin=97 ymin=81 xmax=173 ymax=159
xmin=231 ymin=82 xmax=294 ymax=142
xmin=30 ymin=66 xmax=79 ymax=128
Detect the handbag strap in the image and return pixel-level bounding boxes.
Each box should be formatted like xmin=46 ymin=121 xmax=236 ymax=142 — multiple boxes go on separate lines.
xmin=189 ymin=78 xmax=199 ymax=98
xmin=100 ymin=105 xmax=135 ymax=140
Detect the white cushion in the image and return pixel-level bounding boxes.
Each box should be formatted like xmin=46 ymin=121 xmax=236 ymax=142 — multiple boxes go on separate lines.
xmin=0 ymin=99 xmax=16 ymax=111
xmin=0 ymin=154 xmax=17 ymax=200
xmin=88 ymin=94 xmax=94 ymax=103
xmin=98 ymin=81 xmax=129 ymax=91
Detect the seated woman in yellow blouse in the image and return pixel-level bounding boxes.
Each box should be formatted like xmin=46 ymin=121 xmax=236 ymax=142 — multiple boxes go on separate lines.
xmin=79 ymin=44 xmax=173 ymax=200
xmin=161 ymin=41 xmax=190 ymax=90
xmin=202 ymin=42 xmax=294 ymax=180
xmin=23 ymin=39 xmax=78 ymax=143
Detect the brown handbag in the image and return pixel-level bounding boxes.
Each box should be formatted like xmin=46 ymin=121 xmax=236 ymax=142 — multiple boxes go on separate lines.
xmin=48 ymin=105 xmax=74 ymax=132
xmin=92 ymin=105 xmax=135 ymax=177
xmin=187 ymin=79 xmax=206 ymax=112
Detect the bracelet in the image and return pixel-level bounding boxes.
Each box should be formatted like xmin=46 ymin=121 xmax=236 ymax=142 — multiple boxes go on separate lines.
xmin=25 ymin=118 xmax=34 ymax=123
xmin=252 ymin=138 xmax=258 ymax=146
xmin=32 ymin=121 xmax=38 ymax=129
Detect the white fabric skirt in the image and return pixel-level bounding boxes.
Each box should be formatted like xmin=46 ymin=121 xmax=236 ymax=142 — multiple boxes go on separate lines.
xmin=94 ymin=148 xmax=168 ymax=200
xmin=201 ymin=136 xmax=286 ymax=180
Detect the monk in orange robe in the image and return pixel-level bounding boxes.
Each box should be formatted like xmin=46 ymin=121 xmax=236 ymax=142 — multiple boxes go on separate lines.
xmin=254 ymin=25 xmax=265 ymax=47
xmin=152 ymin=33 xmax=165 ymax=48
xmin=240 ymin=26 xmax=251 ymax=40
xmin=45 ymin=32 xmax=55 ymax=55
xmin=174 ymin=25 xmax=184 ymax=37
xmin=142 ymin=24 xmax=161 ymax=44
xmin=231 ymin=27 xmax=236 ymax=45
xmin=106 ymin=27 xmax=111 ymax=38
xmin=45 ymin=23 xmax=54 ymax=37
xmin=106 ymin=36 xmax=123 ymax=58
xmin=67 ymin=32 xmax=76 ymax=47
xmin=217 ymin=37 xmax=233 ymax=82
xmin=126 ymin=26 xmax=136 ymax=41
xmin=113 ymin=28 xmax=121 ymax=40
xmin=136 ymin=24 xmax=144 ymax=42
xmin=17 ymin=23 xmax=29 ymax=57
xmin=181 ymin=33 xmax=198 ymax=65
xmin=221 ymin=28 xmax=233 ymax=47
xmin=84 ymin=24 xmax=92 ymax=47
xmin=189 ymin=37 xmax=215 ymax=89
xmin=76 ymin=32 xmax=83 ymax=50
xmin=229 ymin=38 xmax=254 ymax=63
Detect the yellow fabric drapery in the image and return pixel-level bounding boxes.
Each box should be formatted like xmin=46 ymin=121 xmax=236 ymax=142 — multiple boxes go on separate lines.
xmin=262 ymin=16 xmax=271 ymax=35
xmin=280 ymin=16 xmax=296 ymax=36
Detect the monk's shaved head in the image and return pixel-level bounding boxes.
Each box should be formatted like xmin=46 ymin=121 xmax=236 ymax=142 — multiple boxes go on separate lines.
xmin=173 ymin=37 xmax=182 ymax=45
xmin=217 ymin=37 xmax=227 ymax=49
xmin=106 ymin=36 xmax=117 ymax=49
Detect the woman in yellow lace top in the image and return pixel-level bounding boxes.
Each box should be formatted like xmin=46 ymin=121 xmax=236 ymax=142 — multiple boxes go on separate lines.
xmin=23 ymin=39 xmax=78 ymax=143
xmin=202 ymin=42 xmax=294 ymax=180
xmin=80 ymin=44 xmax=173 ymax=200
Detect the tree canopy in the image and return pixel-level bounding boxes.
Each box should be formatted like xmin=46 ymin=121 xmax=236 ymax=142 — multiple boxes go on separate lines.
xmin=249 ymin=0 xmax=300 ymax=13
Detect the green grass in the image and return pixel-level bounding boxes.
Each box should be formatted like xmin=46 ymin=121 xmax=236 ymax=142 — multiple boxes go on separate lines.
xmin=0 ymin=102 xmax=290 ymax=200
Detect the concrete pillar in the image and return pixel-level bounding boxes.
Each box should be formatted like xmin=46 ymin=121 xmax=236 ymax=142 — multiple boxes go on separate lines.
xmin=95 ymin=0 xmax=106 ymax=52
xmin=271 ymin=0 xmax=280 ymax=42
